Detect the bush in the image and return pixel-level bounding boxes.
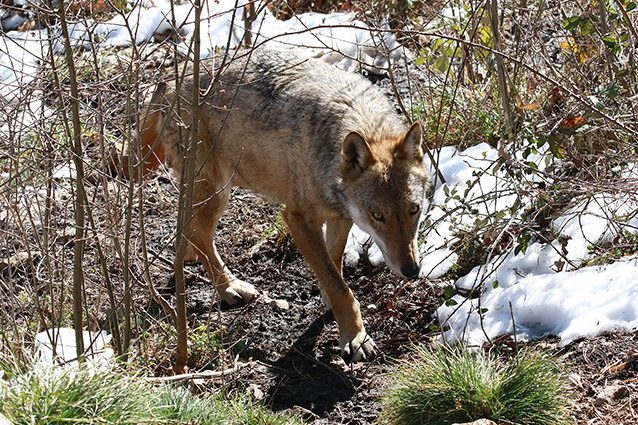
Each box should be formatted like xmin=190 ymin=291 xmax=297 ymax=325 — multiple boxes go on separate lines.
xmin=379 ymin=345 xmax=573 ymax=425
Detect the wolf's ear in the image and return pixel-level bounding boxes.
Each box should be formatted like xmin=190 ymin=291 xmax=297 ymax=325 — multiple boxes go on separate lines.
xmin=342 ymin=132 xmax=375 ymax=172
xmin=396 ymin=122 xmax=424 ymax=162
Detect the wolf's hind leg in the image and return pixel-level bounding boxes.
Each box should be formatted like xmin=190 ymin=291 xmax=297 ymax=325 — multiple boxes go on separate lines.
xmin=189 ymin=185 xmax=257 ymax=305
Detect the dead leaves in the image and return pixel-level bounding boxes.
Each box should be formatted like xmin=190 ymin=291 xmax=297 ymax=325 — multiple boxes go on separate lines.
xmin=560 ymin=115 xmax=588 ymax=130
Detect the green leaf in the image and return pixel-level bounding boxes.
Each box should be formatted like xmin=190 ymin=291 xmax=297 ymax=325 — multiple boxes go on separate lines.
xmin=602 ymin=36 xmax=619 ymax=49
xmin=492 ymin=280 xmax=499 ymax=289
xmin=515 ymin=232 xmax=532 ymax=255
xmin=549 ymin=140 xmax=566 ymax=159
xmin=580 ymin=19 xmax=595 ymax=35
xmin=563 ymin=16 xmax=581 ymax=30
xmin=434 ymin=55 xmax=451 ymax=74
xmin=600 ymin=83 xmax=620 ymax=99
xmin=443 ymin=285 xmax=456 ymax=299
xmin=525 ymin=161 xmax=539 ymax=170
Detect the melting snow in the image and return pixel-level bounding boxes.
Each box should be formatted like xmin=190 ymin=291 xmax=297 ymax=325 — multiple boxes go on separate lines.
xmin=0 ymin=0 xmax=402 ymax=103
xmin=34 ymin=328 xmax=114 ymax=370
xmin=345 ymin=143 xmax=638 ymax=347
xmin=438 ymin=257 xmax=638 ymax=347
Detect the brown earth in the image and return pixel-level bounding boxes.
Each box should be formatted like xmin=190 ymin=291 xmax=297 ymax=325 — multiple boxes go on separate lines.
xmin=144 ymin=185 xmax=638 ymax=424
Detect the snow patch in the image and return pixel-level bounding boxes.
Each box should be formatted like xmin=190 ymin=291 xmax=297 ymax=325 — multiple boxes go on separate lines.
xmin=438 ymin=258 xmax=638 ymax=346
xmin=1 ymin=0 xmax=403 ymax=102
xmin=34 ymin=328 xmax=114 ymax=370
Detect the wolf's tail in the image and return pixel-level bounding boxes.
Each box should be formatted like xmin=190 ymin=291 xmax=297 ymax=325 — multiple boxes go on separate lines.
xmin=122 ymin=83 xmax=168 ymax=180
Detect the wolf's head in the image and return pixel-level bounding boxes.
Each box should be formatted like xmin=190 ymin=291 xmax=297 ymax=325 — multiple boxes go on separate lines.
xmin=341 ymin=122 xmax=430 ymax=279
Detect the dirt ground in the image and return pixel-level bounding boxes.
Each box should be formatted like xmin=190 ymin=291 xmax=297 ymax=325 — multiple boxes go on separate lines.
xmin=3 ymin=174 xmax=636 ymax=423
xmin=141 ymin=184 xmax=443 ymax=424
xmin=143 ymin=186 xmax=638 ymax=424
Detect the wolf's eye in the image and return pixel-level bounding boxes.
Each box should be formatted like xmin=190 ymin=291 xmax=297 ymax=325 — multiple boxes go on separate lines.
xmin=371 ymin=211 xmax=385 ymax=222
xmin=409 ymin=204 xmax=420 ymax=215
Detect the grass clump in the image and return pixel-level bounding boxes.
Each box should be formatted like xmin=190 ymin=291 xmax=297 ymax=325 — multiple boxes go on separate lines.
xmin=153 ymin=384 xmax=302 ymax=425
xmin=0 ymin=367 xmax=302 ymax=425
xmin=379 ymin=345 xmax=573 ymax=425
xmin=0 ymin=368 xmax=150 ymax=424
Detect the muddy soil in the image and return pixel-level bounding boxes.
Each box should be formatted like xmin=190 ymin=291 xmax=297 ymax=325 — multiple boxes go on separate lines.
xmin=142 ymin=186 xmax=444 ymax=424
xmin=144 ymin=186 xmax=638 ymax=424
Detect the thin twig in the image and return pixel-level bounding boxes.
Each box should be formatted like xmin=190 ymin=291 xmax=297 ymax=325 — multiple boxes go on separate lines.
xmin=145 ymin=362 xmax=250 ymax=383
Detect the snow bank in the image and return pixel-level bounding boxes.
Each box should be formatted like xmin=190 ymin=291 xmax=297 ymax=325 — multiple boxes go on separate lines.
xmin=438 ymin=257 xmax=638 ymax=346
xmin=1 ymin=0 xmax=403 ymax=102
xmin=0 ymin=29 xmax=49 ymax=103
xmin=428 ymin=146 xmax=638 ymax=346
xmin=452 ymin=190 xmax=638 ymax=295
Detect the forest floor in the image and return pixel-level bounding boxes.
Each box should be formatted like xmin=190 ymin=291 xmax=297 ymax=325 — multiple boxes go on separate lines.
xmin=142 ymin=186 xmax=638 ymax=424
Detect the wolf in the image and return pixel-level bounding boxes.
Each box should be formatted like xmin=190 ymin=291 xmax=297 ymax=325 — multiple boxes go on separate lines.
xmin=133 ymin=48 xmax=430 ymax=362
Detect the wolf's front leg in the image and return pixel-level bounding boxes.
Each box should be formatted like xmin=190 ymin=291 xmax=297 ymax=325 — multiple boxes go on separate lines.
xmin=283 ymin=209 xmax=377 ymax=362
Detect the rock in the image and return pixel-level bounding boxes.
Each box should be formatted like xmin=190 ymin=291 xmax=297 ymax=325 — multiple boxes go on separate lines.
xmin=270 ymin=299 xmax=290 ymax=311
xmin=56 ymin=227 xmax=76 ymax=246
xmin=1 ymin=12 xmax=29 ymax=32
xmin=453 ymin=420 xmax=497 ymax=425
xmin=287 ymin=406 xmax=319 ymax=422
xmin=366 ymin=304 xmax=378 ymax=313
xmin=201 ymin=311 xmax=221 ymax=322
xmin=52 ymin=163 xmax=77 ymax=180
xmin=260 ymin=291 xmax=272 ymax=304
xmin=246 ymin=240 xmax=266 ymax=258
xmin=568 ymin=372 xmax=583 ymax=388
xmin=247 ymin=383 xmax=264 ymax=400
xmin=594 ymin=384 xmax=630 ymax=406
xmin=0 ymin=250 xmax=40 ymax=275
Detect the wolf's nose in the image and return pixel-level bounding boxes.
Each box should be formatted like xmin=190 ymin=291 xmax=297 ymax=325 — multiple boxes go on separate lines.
xmin=401 ymin=263 xmax=420 ymax=279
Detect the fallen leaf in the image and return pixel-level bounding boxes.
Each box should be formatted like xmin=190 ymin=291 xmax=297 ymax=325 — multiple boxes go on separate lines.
xmin=560 ymin=116 xmax=587 ymax=129
xmin=550 ymin=87 xmax=565 ymax=105
xmin=517 ymin=100 xmax=542 ymax=111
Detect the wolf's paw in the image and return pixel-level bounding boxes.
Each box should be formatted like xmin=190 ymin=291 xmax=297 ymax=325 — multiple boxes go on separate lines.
xmin=340 ymin=331 xmax=377 ymax=362
xmin=218 ymin=279 xmax=258 ymax=305
xmin=183 ymin=245 xmax=200 ymax=265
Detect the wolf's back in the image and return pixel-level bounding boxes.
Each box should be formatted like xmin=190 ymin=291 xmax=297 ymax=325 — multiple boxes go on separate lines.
xmin=217 ymin=49 xmax=404 ymax=145
xmin=131 ymin=48 xmax=404 ymax=178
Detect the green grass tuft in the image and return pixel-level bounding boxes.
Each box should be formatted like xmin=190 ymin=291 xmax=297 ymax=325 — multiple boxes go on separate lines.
xmin=0 ymin=368 xmax=150 ymax=424
xmin=379 ymin=345 xmax=573 ymax=425
xmin=0 ymin=367 xmax=303 ymax=425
